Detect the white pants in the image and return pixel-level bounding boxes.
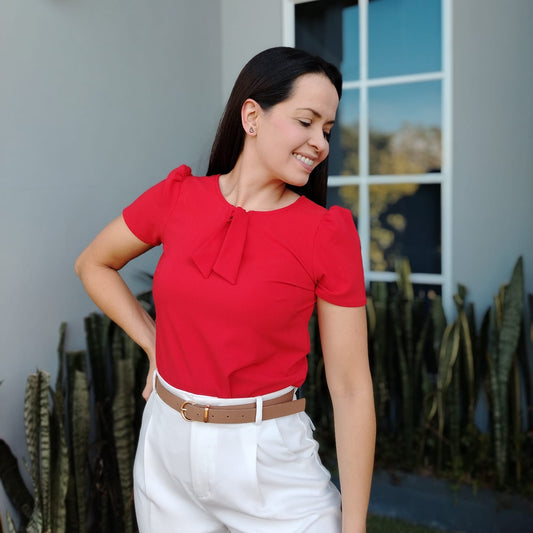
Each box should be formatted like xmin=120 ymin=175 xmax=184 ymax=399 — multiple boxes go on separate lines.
xmin=133 ymin=373 xmax=341 ymax=532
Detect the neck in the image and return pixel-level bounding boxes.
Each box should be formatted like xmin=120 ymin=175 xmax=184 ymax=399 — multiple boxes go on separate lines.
xmin=220 ymin=156 xmax=297 ymax=212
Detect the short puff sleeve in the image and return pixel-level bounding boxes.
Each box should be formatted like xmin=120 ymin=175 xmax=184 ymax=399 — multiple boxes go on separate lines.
xmin=122 ymin=165 xmax=190 ymax=245
xmin=313 ymin=206 xmax=366 ymax=307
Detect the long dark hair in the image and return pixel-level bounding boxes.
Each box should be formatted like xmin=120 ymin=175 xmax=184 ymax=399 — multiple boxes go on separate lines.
xmin=207 ymin=47 xmax=342 ymax=207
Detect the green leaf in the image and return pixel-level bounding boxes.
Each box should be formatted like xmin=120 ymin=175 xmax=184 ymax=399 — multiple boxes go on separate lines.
xmin=72 ymin=370 xmax=90 ymax=532
xmin=25 ymin=504 xmax=43 ymax=533
xmin=113 ymin=357 xmax=136 ymax=533
xmin=24 ymin=374 xmax=41 ymax=504
xmin=431 ymin=296 xmax=447 ymax=357
xmin=497 ymin=257 xmax=524 ymax=387
xmin=6 ymin=513 xmax=17 ymax=533
xmin=50 ymin=387 xmax=69 ymax=533
xmin=38 ymin=371 xmax=51 ymax=533
xmin=395 ymin=258 xmax=414 ymax=301
xmin=0 ymin=439 xmax=33 ymax=525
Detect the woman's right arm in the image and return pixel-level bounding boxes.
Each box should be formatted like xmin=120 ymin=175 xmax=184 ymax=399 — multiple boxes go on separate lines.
xmin=75 ymin=214 xmax=157 ymax=399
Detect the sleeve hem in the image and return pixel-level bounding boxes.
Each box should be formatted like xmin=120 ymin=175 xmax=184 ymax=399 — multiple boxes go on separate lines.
xmin=316 ymin=291 xmax=367 ymax=308
xmin=122 ymin=208 xmax=160 ymax=246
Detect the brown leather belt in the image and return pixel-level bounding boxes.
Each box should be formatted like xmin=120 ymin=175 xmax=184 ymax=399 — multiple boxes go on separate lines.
xmin=155 ymin=377 xmax=305 ymax=424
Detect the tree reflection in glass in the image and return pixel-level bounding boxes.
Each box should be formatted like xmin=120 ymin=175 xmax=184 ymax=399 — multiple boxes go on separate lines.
xmin=369 ymin=184 xmax=441 ymax=273
xmin=369 ymin=81 xmax=442 ymax=175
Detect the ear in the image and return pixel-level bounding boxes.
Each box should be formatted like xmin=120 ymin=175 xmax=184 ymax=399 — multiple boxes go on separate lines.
xmin=241 ymin=98 xmax=261 ymax=135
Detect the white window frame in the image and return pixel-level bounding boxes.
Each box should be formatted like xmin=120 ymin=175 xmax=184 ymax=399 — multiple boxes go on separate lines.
xmin=283 ymin=0 xmax=453 ymax=318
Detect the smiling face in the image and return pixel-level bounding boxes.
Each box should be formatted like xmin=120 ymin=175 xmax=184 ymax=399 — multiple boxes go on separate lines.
xmin=249 ymin=73 xmax=340 ymax=188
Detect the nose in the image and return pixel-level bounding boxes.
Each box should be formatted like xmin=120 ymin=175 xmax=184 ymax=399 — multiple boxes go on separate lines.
xmin=308 ymin=127 xmax=329 ymax=156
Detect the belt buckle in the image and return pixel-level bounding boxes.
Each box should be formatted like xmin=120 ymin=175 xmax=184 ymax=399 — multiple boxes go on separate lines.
xmin=180 ymin=401 xmax=211 ymax=423
xmin=180 ymin=401 xmax=195 ymax=421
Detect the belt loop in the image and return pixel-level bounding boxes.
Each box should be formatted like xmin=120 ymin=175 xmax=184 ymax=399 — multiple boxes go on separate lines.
xmin=255 ymin=396 xmax=263 ymax=424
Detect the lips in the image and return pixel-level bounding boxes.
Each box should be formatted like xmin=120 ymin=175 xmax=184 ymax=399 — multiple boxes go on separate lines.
xmin=292 ymin=152 xmax=315 ymax=168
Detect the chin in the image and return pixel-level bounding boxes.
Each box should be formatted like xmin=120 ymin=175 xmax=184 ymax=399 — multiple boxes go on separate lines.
xmin=285 ymin=175 xmax=311 ymax=188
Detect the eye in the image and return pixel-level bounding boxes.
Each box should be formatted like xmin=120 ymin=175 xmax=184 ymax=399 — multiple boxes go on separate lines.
xmin=323 ymin=131 xmax=331 ymax=142
xmin=298 ymin=120 xmax=311 ymax=127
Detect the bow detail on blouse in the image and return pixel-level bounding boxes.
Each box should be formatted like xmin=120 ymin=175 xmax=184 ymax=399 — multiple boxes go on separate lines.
xmin=191 ymin=207 xmax=249 ymax=285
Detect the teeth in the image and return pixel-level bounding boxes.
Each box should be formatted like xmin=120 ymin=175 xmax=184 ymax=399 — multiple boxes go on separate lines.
xmin=293 ymin=153 xmax=314 ymax=166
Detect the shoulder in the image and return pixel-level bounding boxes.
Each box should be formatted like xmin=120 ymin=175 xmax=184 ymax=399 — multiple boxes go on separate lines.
xmin=295 ymin=198 xmax=357 ymax=235
xmin=312 ymin=203 xmax=361 ymax=255
xmin=157 ymin=165 xmax=222 ymax=199
xmin=164 ymin=164 xmax=193 ymax=186
xmin=319 ymin=205 xmax=358 ymax=234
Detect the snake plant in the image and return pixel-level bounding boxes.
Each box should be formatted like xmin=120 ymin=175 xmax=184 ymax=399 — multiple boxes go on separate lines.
xmin=2 ymin=260 xmax=531 ymax=530
xmin=1 ymin=305 xmax=149 ymax=532
xmin=487 ymin=256 xmax=524 ymax=485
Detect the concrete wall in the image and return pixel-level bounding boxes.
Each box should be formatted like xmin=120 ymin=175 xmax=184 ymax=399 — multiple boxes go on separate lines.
xmin=0 ymin=0 xmax=289 ymax=521
xmin=452 ymin=0 xmax=533 ymax=313
xmin=220 ymin=0 xmax=285 ymax=102
xmin=0 ymin=0 xmax=221 ymax=508
xmin=4 ymin=0 xmax=532 ymax=522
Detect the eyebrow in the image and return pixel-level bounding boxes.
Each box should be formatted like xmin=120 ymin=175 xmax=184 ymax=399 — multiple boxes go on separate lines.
xmin=296 ymin=107 xmax=336 ymax=125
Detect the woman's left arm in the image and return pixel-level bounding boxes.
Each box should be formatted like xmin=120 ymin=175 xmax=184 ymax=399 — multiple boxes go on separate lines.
xmin=317 ymin=298 xmax=376 ymax=533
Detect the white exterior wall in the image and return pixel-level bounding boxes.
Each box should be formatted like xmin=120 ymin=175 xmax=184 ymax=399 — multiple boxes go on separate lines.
xmin=0 ymin=0 xmax=222 ymax=511
xmin=452 ymin=0 xmax=533 ymax=313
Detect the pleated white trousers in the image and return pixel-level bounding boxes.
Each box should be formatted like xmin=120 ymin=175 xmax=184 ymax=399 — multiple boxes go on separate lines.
xmin=133 ymin=372 xmax=341 ymax=532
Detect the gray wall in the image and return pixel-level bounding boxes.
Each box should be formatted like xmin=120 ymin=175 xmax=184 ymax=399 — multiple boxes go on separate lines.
xmin=0 ymin=0 xmax=221 ymax=508
xmin=220 ymin=0 xmax=285 ymax=101
xmin=0 ymin=0 xmax=288 ymax=521
xmin=4 ymin=0 xmax=532 ymax=522
xmin=452 ymin=0 xmax=533 ymax=313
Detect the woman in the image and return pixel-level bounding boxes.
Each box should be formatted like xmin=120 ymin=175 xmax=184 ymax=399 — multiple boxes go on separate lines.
xmin=75 ymin=47 xmax=375 ymax=533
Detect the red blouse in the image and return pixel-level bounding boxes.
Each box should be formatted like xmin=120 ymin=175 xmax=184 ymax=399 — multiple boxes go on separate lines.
xmin=123 ymin=165 xmax=366 ymax=398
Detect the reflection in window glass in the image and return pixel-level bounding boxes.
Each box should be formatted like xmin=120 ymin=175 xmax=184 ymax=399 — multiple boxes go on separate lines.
xmin=341 ymin=4 xmax=359 ymax=81
xmin=369 ymin=0 xmax=441 ymax=78
xmin=370 ymin=184 xmax=441 ymax=273
xmin=330 ymin=88 xmax=359 ymax=175
xmin=369 ymin=81 xmax=441 ymax=175
xmin=327 ymin=185 xmax=359 ymax=225
xmin=295 ymin=1 xmax=345 ymax=70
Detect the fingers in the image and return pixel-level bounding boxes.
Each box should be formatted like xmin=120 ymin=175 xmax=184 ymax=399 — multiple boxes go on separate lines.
xmin=142 ymin=380 xmax=153 ymax=401
xmin=142 ymin=367 xmax=155 ymax=400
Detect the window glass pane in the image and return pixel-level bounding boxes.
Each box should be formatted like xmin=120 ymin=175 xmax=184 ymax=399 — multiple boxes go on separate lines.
xmin=330 ymin=88 xmax=359 ymax=176
xmin=341 ymin=3 xmax=359 ymax=81
xmin=369 ymin=81 xmax=441 ymax=175
xmin=295 ymin=1 xmax=346 ymax=71
xmin=369 ymin=0 xmax=441 ymax=78
xmin=327 ymin=185 xmax=359 ymax=225
xmin=370 ymin=184 xmax=441 ymax=273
